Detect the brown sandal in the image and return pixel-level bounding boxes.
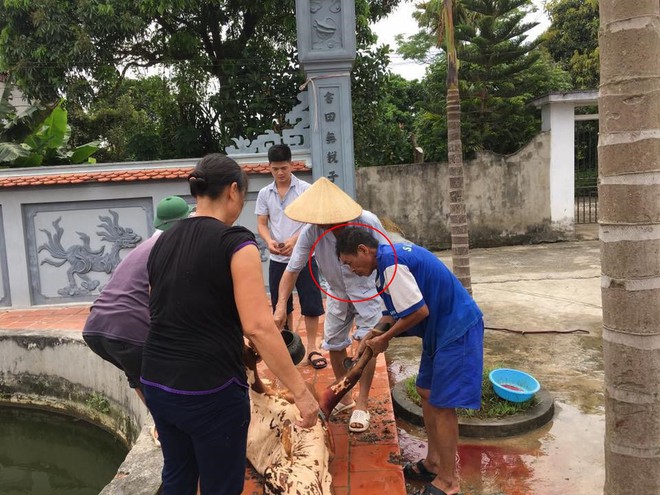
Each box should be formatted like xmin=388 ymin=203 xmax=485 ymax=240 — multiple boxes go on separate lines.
xmin=307 ymin=351 xmax=328 ymax=369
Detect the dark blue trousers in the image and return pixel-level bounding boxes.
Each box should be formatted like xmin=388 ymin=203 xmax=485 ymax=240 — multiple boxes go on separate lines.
xmin=143 ymin=382 xmax=250 ymax=495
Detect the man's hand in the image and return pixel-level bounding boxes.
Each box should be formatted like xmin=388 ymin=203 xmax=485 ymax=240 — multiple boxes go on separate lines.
xmin=293 ymin=387 xmax=320 ymax=428
xmin=267 ymin=239 xmax=282 ymax=255
xmin=365 ymin=334 xmax=389 ymax=356
xmin=353 ymin=329 xmax=384 ymax=362
xmin=279 ymin=237 xmax=296 ymax=257
xmin=273 ymin=305 xmax=287 ymax=330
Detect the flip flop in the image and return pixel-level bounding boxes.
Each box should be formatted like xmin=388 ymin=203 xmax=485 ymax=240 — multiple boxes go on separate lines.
xmin=307 ymin=351 xmax=328 ymax=369
xmin=331 ymin=400 xmax=356 ymax=416
xmin=403 ymin=459 xmax=437 ymax=481
xmin=348 ymin=409 xmax=370 ymax=433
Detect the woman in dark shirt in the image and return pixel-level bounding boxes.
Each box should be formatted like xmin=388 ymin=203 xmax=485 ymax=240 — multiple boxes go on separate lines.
xmin=141 ymin=154 xmax=319 ymax=495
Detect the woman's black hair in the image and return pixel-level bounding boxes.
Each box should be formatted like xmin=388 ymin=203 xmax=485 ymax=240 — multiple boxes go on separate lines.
xmin=335 ymin=226 xmax=379 ymax=258
xmin=188 ymin=153 xmax=248 ymax=199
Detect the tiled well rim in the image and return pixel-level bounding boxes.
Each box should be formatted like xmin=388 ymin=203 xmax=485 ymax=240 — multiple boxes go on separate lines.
xmin=0 ymin=330 xmax=161 ymax=495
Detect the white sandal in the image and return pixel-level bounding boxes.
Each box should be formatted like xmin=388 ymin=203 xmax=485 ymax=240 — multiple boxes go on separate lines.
xmin=348 ymin=409 xmax=370 ymax=433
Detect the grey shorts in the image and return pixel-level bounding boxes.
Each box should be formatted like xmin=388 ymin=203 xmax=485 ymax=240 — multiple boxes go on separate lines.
xmin=322 ymin=304 xmax=381 ymax=351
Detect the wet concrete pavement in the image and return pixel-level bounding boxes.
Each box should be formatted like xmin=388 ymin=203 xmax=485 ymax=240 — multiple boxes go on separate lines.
xmin=387 ymin=234 xmax=604 ymax=495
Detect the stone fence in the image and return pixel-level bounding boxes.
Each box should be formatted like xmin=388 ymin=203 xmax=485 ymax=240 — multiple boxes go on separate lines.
xmin=356 ymin=132 xmax=573 ymax=250
xmin=0 ymin=156 xmax=311 ymax=309
xmin=1 ymin=132 xmax=575 ymax=309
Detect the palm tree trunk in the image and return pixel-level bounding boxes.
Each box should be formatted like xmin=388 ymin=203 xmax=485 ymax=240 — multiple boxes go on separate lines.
xmin=599 ymin=2 xmax=660 ymax=493
xmin=444 ymin=0 xmax=472 ymax=294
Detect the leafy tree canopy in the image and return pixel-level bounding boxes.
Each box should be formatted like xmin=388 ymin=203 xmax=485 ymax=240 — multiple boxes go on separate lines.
xmin=399 ymin=0 xmax=571 ymax=160
xmin=68 ymin=76 xmax=186 ymax=162
xmin=354 ymin=68 xmax=424 ymax=167
xmin=0 ymin=0 xmax=401 ymax=159
xmin=542 ymin=0 xmax=599 ymax=89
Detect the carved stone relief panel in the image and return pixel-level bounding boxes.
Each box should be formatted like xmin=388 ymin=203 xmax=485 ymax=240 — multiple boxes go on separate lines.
xmin=296 ymin=0 xmax=355 ymax=64
xmin=310 ymin=0 xmax=343 ymax=51
xmin=0 ymin=206 xmax=10 ymax=307
xmin=24 ymin=198 xmax=152 ymax=305
xmin=225 ymin=92 xmax=310 ymax=154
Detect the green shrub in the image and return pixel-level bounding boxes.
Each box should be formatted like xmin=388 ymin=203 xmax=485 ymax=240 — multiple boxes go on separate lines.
xmin=86 ymin=393 xmax=110 ymax=414
xmin=404 ymin=367 xmax=537 ymax=419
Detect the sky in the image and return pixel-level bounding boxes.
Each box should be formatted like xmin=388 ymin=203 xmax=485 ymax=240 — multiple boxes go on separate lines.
xmin=371 ymin=0 xmax=552 ymax=80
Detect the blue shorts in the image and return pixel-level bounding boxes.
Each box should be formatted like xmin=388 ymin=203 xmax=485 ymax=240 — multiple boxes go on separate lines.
xmin=269 ymin=260 xmax=325 ymax=317
xmin=416 ymin=319 xmax=484 ymax=409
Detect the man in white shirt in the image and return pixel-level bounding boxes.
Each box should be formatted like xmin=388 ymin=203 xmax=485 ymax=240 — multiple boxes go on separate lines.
xmin=255 ymin=144 xmax=326 ymax=369
xmin=273 ymin=177 xmax=387 ymax=433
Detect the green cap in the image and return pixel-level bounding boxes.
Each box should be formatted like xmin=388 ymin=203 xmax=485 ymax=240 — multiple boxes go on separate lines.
xmin=153 ymin=196 xmax=193 ymax=231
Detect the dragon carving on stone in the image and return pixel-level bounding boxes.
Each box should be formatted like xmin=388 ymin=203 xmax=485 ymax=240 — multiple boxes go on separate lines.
xmin=38 ymin=210 xmax=142 ymax=297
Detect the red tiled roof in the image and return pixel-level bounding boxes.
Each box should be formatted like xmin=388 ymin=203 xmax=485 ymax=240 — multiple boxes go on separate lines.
xmin=0 ymin=161 xmax=309 ymax=188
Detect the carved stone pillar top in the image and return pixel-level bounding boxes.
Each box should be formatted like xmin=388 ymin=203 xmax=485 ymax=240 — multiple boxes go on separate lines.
xmin=295 ymin=0 xmax=357 ymax=197
xmin=296 ymin=0 xmax=356 ymax=69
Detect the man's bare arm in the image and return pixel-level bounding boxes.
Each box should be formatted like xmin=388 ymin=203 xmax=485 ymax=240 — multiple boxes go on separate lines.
xmin=273 ymin=269 xmax=300 ymax=329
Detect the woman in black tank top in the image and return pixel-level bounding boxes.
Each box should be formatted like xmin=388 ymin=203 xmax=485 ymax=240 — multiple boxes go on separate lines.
xmin=141 ymin=154 xmax=319 ymax=495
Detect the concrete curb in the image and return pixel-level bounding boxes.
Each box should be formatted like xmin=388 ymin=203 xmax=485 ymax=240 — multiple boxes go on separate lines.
xmin=391 ymin=381 xmax=555 ymax=438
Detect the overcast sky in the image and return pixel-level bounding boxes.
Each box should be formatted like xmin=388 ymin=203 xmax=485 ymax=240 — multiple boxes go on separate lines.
xmin=371 ymin=0 xmax=551 ymax=80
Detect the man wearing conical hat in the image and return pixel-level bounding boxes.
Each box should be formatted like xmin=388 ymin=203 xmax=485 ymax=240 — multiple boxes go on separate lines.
xmin=273 ymin=177 xmax=386 ymax=433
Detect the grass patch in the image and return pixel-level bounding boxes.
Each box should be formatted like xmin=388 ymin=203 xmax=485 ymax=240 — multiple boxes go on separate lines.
xmin=404 ymin=367 xmax=537 ymax=420
xmin=86 ymin=392 xmax=110 ymax=414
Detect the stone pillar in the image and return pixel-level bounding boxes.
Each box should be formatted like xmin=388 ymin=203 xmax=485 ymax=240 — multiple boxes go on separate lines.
xmin=542 ymin=101 xmax=576 ymax=229
xmin=532 ymin=91 xmax=599 ymax=231
xmin=295 ymin=0 xmax=357 ymax=197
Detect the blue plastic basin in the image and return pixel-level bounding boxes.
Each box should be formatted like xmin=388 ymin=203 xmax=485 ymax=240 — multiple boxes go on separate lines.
xmin=489 ymin=368 xmax=540 ymax=403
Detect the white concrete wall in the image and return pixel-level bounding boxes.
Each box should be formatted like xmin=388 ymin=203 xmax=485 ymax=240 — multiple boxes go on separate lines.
xmin=0 ymin=330 xmax=146 ymax=442
xmin=534 ymin=91 xmax=599 ymax=230
xmin=0 ymin=80 xmax=31 ymax=116
xmin=0 ymin=163 xmax=312 ymax=308
xmin=356 ymin=133 xmax=564 ymax=249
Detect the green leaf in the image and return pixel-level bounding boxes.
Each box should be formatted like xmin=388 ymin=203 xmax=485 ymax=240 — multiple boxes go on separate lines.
xmin=0 ymin=142 xmax=30 ymax=163
xmin=2 ymin=101 xmax=52 ymax=144
xmin=70 ymin=141 xmax=100 ymax=164
xmin=13 ymin=152 xmax=43 ymax=168
xmin=40 ymin=101 xmax=69 ymax=149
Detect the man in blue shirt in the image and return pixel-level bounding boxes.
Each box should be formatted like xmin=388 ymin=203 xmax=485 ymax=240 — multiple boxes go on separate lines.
xmin=336 ymin=226 xmax=484 ymax=495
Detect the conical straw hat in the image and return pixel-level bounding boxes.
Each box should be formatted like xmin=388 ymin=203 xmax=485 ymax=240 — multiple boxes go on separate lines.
xmin=285 ymin=177 xmax=363 ymax=224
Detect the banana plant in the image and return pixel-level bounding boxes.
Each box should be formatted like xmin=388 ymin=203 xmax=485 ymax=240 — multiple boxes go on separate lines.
xmin=0 ymin=83 xmax=98 ymax=167
xmin=0 ymin=83 xmax=51 ymax=165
